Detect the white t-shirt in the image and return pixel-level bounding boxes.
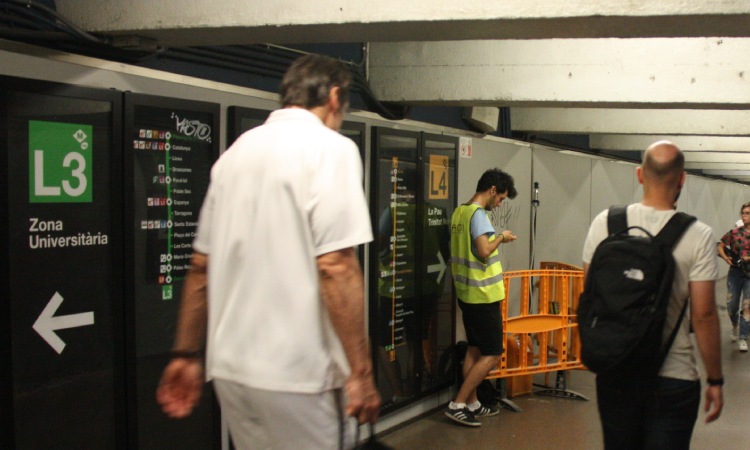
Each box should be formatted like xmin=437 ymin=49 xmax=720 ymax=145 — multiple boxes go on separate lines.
xmin=193 ymin=108 xmax=373 ymax=393
xmin=582 ymin=203 xmax=718 ymax=381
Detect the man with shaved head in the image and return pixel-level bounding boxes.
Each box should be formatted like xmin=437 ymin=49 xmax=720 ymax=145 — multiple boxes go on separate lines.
xmin=582 ymin=141 xmax=723 ymax=449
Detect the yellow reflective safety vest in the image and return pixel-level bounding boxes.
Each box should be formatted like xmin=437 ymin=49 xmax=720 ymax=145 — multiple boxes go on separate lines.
xmin=450 ymin=203 xmax=505 ymax=304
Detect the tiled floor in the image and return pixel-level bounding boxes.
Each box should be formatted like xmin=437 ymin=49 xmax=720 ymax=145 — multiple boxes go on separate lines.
xmin=378 ymin=278 xmax=748 ymax=449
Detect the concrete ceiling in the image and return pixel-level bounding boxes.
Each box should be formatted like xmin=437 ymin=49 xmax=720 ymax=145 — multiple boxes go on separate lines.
xmin=54 ymin=0 xmax=750 ymax=183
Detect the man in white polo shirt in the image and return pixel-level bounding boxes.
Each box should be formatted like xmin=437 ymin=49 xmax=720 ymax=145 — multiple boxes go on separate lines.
xmin=156 ymin=54 xmax=380 ymax=449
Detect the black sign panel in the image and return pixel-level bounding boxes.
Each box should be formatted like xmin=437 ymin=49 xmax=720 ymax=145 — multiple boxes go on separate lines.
xmin=1 ymin=78 xmax=124 ymax=448
xmin=372 ymin=129 xmax=419 ymax=375
xmin=369 ymin=128 xmax=457 ymax=413
xmin=341 ymin=120 xmax=366 ymax=165
xmin=419 ymin=133 xmax=457 ymax=394
xmin=226 ymin=106 xmax=269 ymax=146
xmin=124 ymin=94 xmax=219 ymax=449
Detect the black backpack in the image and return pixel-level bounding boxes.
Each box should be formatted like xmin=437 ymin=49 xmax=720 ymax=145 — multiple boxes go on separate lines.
xmin=577 ymin=206 xmax=695 ymax=378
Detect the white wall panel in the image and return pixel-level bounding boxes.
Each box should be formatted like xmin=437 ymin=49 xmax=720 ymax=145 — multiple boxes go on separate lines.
xmin=532 ymin=146 xmax=592 ymax=268
xmin=589 ymin=160 xmax=638 ymax=222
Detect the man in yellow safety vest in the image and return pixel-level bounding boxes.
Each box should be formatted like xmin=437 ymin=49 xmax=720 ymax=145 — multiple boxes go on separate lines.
xmin=445 ymin=168 xmax=517 ymax=427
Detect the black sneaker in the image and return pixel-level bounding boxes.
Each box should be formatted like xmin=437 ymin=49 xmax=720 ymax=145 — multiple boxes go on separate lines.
xmin=472 ymin=403 xmax=500 ymax=417
xmin=445 ymin=407 xmax=481 ymax=427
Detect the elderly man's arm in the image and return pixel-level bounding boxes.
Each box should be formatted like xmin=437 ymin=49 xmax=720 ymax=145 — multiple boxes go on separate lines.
xmin=318 ymin=247 xmax=381 ymax=424
xmin=156 ymin=252 xmax=208 ymax=418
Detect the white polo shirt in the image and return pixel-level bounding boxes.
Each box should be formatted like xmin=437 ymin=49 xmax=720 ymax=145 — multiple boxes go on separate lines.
xmin=193 ymin=108 xmax=373 ymax=393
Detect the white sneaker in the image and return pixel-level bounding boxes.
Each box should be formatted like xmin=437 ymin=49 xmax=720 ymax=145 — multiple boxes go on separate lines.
xmin=739 ymin=339 xmax=748 ymax=352
xmin=732 ymin=325 xmax=739 ymax=342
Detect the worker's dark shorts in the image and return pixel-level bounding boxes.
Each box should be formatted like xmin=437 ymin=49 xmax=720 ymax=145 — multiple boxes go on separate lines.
xmin=458 ymin=300 xmax=504 ymax=356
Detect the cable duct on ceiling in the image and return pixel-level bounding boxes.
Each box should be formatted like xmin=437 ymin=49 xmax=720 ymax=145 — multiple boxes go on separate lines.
xmin=0 ymin=0 xmax=408 ymax=120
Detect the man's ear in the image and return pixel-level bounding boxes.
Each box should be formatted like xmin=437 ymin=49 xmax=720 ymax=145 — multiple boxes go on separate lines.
xmin=328 ymin=86 xmax=341 ymax=112
xmin=636 ymin=166 xmax=644 ymax=185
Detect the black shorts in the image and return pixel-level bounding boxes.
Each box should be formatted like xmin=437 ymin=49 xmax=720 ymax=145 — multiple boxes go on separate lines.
xmin=458 ymin=300 xmax=504 ymax=356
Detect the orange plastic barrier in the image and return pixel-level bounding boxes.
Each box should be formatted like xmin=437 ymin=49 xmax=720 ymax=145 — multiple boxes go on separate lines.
xmin=486 ymin=263 xmax=588 ymax=403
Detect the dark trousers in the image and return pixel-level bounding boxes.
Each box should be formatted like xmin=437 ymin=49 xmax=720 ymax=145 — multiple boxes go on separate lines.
xmin=596 ymin=375 xmax=700 ymax=450
xmin=727 ymin=267 xmax=750 ymax=338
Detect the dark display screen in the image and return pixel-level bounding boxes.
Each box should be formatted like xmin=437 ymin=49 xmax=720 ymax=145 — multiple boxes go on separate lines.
xmin=420 ymin=135 xmax=457 ymax=394
xmin=125 ymin=94 xmax=219 ymax=449
xmin=371 ymin=128 xmax=457 ymax=411
xmin=2 ymin=83 xmax=123 ymax=448
xmin=226 ymin=106 xmax=269 ymax=146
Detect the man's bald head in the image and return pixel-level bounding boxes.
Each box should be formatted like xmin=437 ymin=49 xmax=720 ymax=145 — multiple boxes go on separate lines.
xmin=641 ymin=140 xmax=685 ymax=185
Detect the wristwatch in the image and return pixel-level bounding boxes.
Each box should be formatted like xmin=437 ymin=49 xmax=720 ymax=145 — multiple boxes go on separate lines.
xmin=170 ymin=350 xmax=202 ymax=359
xmin=706 ymin=377 xmax=724 ymax=386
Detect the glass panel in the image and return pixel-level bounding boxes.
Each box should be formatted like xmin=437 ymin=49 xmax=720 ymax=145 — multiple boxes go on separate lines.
xmin=6 ymin=90 xmax=119 ymax=448
xmin=420 ymin=136 xmax=457 ymax=392
xmin=127 ymin=97 xmax=218 ymax=449
xmin=372 ymin=130 xmax=420 ymax=409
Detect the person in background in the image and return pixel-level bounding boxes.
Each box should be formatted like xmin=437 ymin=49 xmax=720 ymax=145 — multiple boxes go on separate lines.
xmin=582 ymin=141 xmax=722 ymax=449
xmin=718 ymin=202 xmax=750 ymax=351
xmin=155 ymin=54 xmax=380 ymax=449
xmin=445 ymin=168 xmax=517 ymax=427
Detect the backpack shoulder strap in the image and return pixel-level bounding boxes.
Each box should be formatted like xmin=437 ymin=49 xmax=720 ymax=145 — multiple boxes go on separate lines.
xmin=655 ymin=212 xmax=697 ymax=249
xmin=606 ymin=205 xmax=628 ymax=235
xmin=659 ymin=294 xmax=690 ymax=366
